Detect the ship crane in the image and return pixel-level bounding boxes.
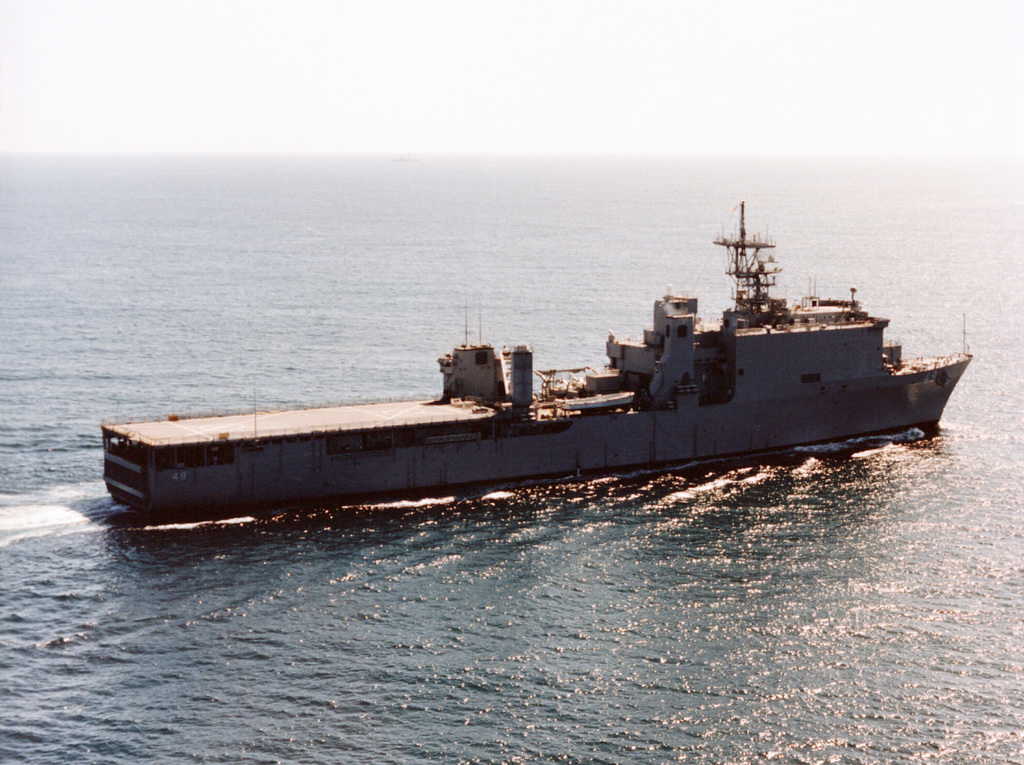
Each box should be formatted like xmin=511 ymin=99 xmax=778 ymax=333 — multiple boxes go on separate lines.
xmin=714 ymin=201 xmax=782 ymax=321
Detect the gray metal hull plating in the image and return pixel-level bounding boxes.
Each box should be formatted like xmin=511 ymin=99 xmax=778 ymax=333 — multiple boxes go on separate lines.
xmin=112 ymin=356 xmax=969 ymax=522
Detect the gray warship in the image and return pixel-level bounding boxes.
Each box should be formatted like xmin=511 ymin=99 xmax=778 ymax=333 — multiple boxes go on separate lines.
xmin=102 ymin=204 xmax=971 ymax=522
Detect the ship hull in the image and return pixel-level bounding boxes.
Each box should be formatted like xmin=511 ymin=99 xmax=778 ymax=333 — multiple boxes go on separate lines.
xmin=103 ymin=355 xmax=970 ymax=524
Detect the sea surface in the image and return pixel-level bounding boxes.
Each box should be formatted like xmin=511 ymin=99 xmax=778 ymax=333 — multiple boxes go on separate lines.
xmin=1 ymin=155 xmax=1022 ymax=764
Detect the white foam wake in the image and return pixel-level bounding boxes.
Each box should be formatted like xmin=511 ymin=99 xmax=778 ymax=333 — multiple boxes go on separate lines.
xmin=143 ymin=515 xmax=257 ymax=531
xmin=794 ymin=427 xmax=926 ymax=455
xmin=0 ymin=482 xmax=107 ymax=546
xmin=367 ymin=495 xmax=457 ymax=510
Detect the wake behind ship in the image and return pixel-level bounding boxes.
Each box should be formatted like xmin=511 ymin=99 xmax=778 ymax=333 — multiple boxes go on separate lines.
xmin=102 ymin=204 xmax=971 ymax=522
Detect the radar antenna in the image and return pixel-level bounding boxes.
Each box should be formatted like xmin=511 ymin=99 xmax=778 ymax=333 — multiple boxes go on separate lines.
xmin=714 ymin=201 xmax=780 ymax=318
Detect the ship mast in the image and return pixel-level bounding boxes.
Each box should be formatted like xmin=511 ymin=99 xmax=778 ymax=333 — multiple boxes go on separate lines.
xmin=714 ymin=201 xmax=780 ymax=319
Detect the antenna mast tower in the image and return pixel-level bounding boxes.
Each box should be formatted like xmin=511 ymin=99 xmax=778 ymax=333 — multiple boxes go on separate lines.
xmin=714 ymin=201 xmax=780 ymax=319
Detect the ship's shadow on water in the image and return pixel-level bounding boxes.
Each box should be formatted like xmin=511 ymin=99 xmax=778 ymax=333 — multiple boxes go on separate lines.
xmin=100 ymin=431 xmax=948 ymax=558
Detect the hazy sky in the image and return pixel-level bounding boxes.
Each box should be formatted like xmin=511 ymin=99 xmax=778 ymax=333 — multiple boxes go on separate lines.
xmin=2 ymin=0 xmax=1021 ymax=155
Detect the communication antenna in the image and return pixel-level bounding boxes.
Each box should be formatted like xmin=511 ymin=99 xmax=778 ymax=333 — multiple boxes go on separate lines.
xmin=253 ymin=376 xmax=258 ymax=439
xmin=464 ymin=302 xmax=469 ymax=347
xmin=713 ymin=201 xmax=778 ymax=317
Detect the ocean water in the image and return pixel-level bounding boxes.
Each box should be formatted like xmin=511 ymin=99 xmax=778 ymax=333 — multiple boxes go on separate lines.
xmin=1 ymin=155 xmax=1022 ymax=764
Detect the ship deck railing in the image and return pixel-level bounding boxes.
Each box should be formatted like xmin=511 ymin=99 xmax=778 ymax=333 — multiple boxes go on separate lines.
xmin=100 ymin=393 xmax=441 ymax=429
xmin=102 ymin=396 xmax=515 ymax=448
xmin=894 ymin=353 xmax=972 ymax=374
xmin=734 ymin=317 xmax=881 ymax=334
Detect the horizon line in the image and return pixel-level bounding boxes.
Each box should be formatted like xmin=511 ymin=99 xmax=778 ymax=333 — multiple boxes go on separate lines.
xmin=2 ymin=150 xmax=1022 ymax=161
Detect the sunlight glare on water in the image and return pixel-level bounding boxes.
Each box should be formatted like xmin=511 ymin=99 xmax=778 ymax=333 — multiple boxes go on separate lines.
xmin=0 ymin=156 xmax=1021 ymax=764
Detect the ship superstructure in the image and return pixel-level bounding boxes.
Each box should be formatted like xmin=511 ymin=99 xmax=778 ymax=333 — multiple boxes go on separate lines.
xmin=102 ymin=205 xmax=971 ymax=521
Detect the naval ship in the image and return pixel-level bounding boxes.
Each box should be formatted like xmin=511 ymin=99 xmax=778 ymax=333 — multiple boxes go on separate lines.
xmin=102 ymin=204 xmax=971 ymax=522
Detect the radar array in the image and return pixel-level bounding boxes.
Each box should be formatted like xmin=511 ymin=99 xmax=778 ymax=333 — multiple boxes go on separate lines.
xmin=714 ymin=201 xmax=780 ymax=316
